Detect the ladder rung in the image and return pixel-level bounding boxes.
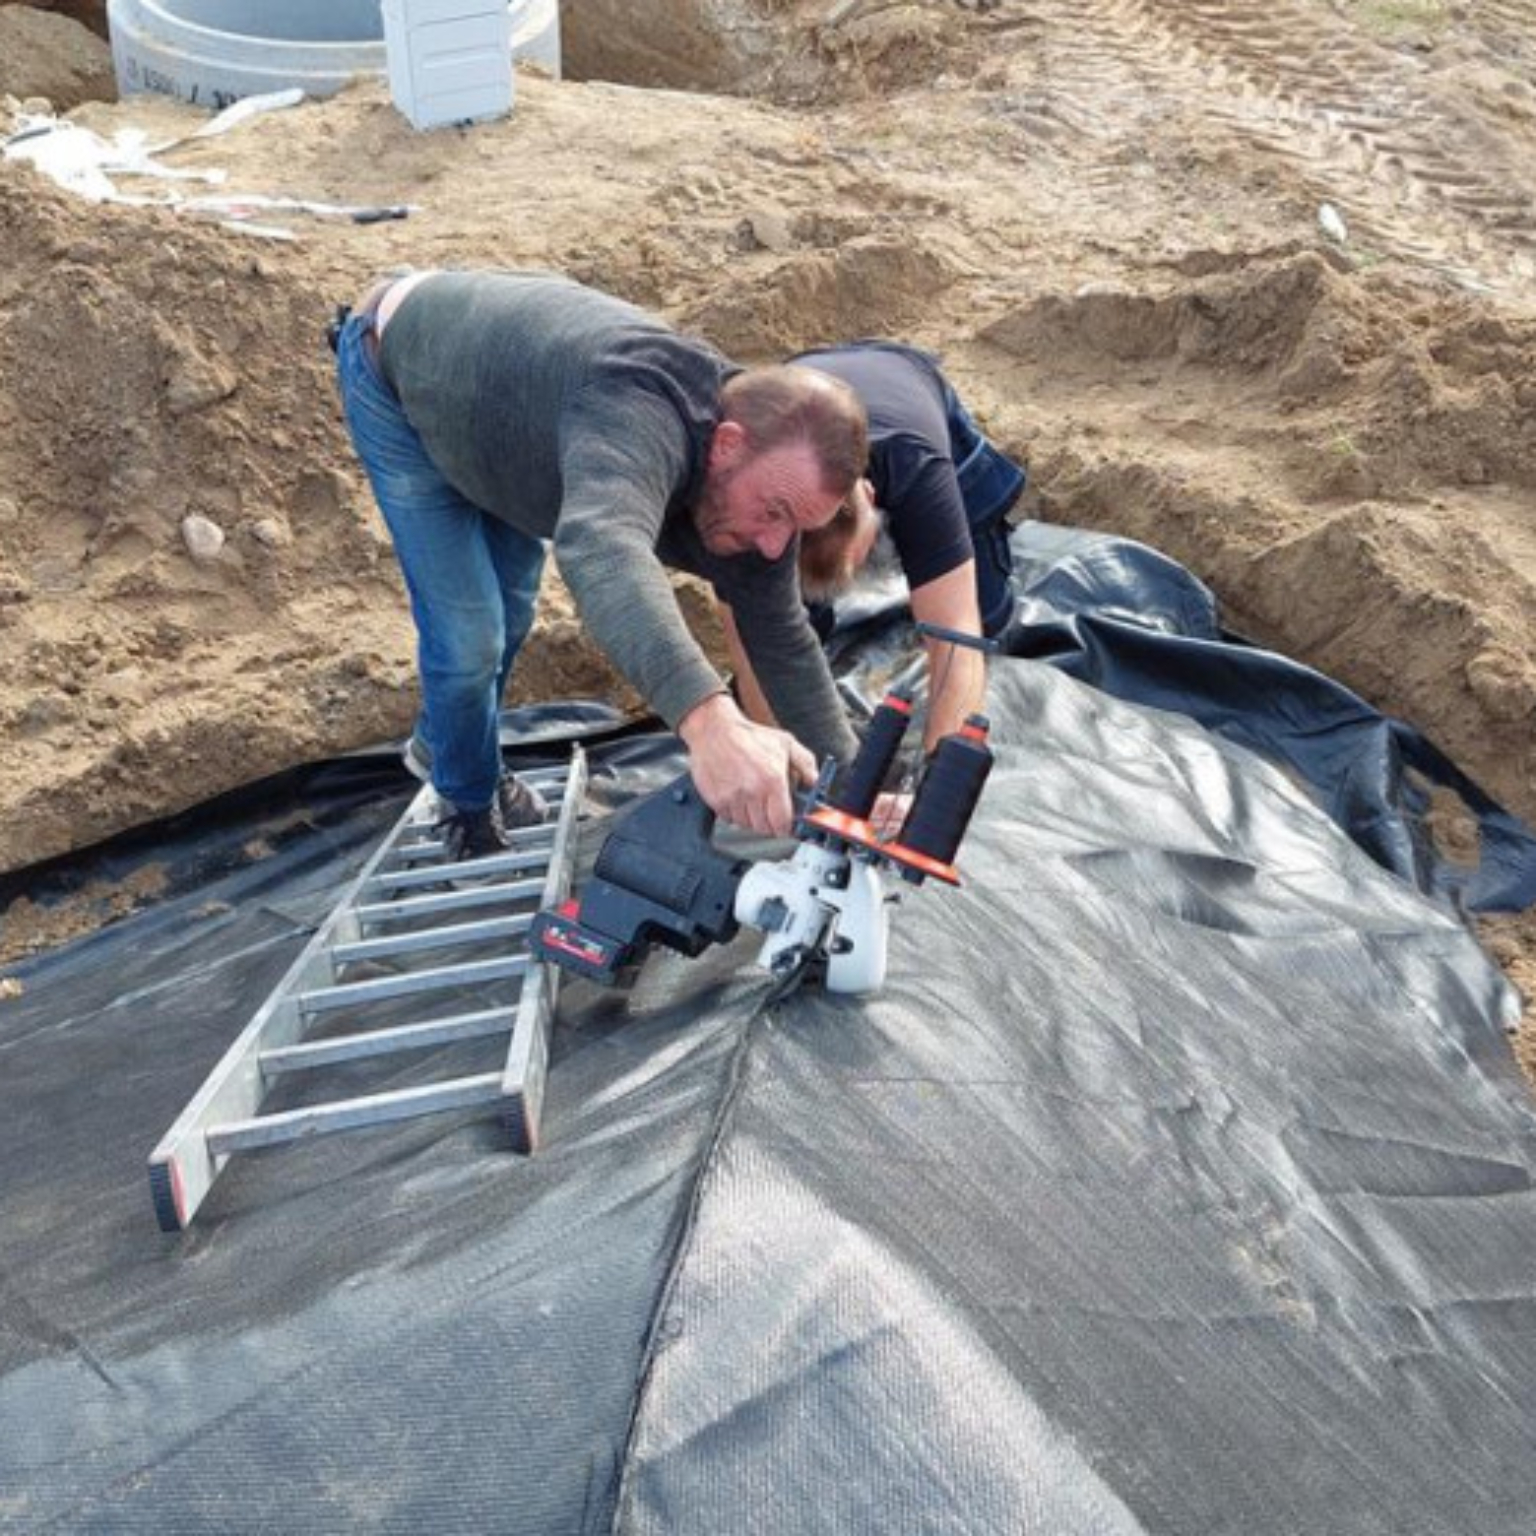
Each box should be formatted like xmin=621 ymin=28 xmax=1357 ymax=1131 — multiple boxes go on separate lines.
xmin=260 ymin=1006 xmax=515 ymax=1074
xmin=296 ymin=954 xmax=528 ymax=1015
xmin=355 ymin=877 xmax=546 ymax=927
xmin=365 ymin=848 xmax=551 ymax=893
xmin=208 ymin=1073 xmax=505 ymax=1153
xmin=332 ymin=913 xmax=534 ymax=965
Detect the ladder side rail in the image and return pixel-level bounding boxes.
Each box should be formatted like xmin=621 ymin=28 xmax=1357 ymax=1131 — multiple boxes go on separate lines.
xmin=501 ymin=745 xmax=588 ymax=1152
xmin=147 ymin=785 xmax=435 ymax=1231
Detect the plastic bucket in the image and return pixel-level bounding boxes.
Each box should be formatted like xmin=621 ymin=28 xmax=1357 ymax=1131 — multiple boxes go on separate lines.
xmin=108 ymin=0 xmax=560 ymax=109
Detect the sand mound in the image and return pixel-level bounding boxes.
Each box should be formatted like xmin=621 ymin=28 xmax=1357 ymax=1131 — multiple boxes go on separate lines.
xmin=564 ymin=0 xmax=968 ymax=103
xmin=984 ymin=253 xmax=1369 ymax=385
xmin=979 ymin=251 xmax=1536 ymax=825
xmin=0 ymin=169 xmax=638 ymax=871
xmin=0 ymin=4 xmax=115 ymax=110
xmin=0 ymin=2 xmax=1533 ymax=1042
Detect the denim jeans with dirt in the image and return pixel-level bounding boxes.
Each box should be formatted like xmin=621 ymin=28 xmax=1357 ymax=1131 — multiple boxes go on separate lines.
xmin=334 ymin=309 xmax=545 ymax=813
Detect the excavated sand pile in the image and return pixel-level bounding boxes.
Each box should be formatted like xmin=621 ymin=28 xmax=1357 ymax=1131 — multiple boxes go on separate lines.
xmin=0 ymin=0 xmax=1533 ymax=1062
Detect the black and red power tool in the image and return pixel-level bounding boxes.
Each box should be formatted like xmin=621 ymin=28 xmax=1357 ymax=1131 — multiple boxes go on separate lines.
xmin=531 ymin=678 xmax=995 ymax=995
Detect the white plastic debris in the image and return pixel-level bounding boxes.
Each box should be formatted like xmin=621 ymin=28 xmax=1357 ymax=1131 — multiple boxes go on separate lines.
xmin=3 ymin=121 xmax=117 ymax=200
xmin=184 ymin=192 xmax=417 ymax=222
xmin=1318 ymin=203 xmax=1348 ymax=246
xmin=187 ymin=88 xmax=304 ymax=141
xmin=149 ymin=88 xmax=305 ymax=155
xmin=2 ymin=116 xmax=226 ymax=200
xmin=2 ymin=106 xmax=411 ymax=240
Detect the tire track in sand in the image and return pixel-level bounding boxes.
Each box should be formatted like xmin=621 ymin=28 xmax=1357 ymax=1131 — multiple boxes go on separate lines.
xmin=994 ymin=0 xmax=1536 ymax=291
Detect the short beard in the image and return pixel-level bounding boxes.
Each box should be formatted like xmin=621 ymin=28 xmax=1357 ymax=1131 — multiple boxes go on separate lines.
xmin=694 ymin=464 xmax=740 ymax=554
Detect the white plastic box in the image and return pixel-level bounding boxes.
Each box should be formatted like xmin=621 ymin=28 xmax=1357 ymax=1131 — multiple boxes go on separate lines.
xmin=383 ymin=0 xmax=514 ymax=131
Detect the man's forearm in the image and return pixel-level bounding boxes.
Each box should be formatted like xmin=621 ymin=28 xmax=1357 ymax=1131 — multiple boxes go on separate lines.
xmin=555 ymin=532 xmax=724 ymax=731
xmin=923 ymin=642 xmax=986 ymax=749
xmin=910 ymin=561 xmax=987 ymax=749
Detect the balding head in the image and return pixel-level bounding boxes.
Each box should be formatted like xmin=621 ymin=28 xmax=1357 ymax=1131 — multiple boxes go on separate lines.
xmin=719 ymin=365 xmax=868 ymax=498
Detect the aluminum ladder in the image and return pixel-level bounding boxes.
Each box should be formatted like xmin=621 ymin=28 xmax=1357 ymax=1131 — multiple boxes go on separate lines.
xmin=149 ymin=746 xmax=588 ymax=1232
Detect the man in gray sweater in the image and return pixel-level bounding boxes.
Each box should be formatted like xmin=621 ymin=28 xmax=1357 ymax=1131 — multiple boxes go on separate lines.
xmin=332 ymin=270 xmax=865 ymax=860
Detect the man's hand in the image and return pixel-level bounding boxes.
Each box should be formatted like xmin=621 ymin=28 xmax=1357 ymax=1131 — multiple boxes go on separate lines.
xmin=679 ymin=693 xmax=817 ymax=838
xmin=870 ymin=791 xmax=913 ymax=841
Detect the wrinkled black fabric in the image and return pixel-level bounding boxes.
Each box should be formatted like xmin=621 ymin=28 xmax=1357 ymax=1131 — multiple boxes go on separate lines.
xmin=618 ymin=664 xmax=1533 ymax=1536
xmin=2 ymin=611 xmax=1534 ymax=1534
xmin=829 ymin=523 xmax=1536 ymax=914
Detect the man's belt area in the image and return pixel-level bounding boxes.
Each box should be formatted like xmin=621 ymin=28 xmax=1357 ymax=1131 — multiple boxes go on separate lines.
xmin=325 ymin=276 xmax=400 ymax=364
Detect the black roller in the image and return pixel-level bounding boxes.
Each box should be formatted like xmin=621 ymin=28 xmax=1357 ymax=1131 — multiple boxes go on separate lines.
xmin=897 ymin=714 xmax=994 ymax=867
xmin=829 ymin=690 xmax=914 ymax=819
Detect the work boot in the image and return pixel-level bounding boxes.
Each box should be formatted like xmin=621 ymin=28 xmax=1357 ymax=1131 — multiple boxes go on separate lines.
xmin=433 ymin=803 xmax=510 ymax=864
xmin=498 ymin=770 xmax=549 ymax=831
xmin=403 ymin=735 xmax=547 ymax=829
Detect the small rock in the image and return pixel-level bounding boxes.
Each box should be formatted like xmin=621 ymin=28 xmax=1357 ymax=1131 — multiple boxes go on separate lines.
xmin=1465 ymin=647 xmax=1532 ymax=722
xmin=165 ymin=353 xmax=239 ymax=417
xmin=98 ymin=666 xmax=146 ymax=704
xmin=181 ymin=513 xmax=226 ymax=563
xmin=747 ymin=207 xmax=795 ymax=253
xmin=249 ymin=517 xmax=288 ymax=548
xmin=0 ymin=978 xmax=23 ymax=1002
xmin=1318 ymin=203 xmax=1348 ymax=246
xmin=18 ymin=693 xmax=75 ymax=735
xmin=31 ymin=557 xmax=81 ymax=593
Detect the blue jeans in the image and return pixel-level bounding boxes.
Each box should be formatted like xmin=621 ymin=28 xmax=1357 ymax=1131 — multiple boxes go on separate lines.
xmin=943 ymin=385 xmax=1027 ymax=638
xmin=334 ymin=310 xmax=545 ymax=812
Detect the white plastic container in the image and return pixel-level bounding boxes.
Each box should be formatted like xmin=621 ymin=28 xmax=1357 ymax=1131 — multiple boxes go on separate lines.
xmin=108 ymin=0 xmax=560 ymax=111
xmin=384 ymin=0 xmax=512 ymax=131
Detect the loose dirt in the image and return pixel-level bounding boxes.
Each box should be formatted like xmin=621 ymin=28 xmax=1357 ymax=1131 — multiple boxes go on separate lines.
xmin=0 ymin=0 xmax=1532 ymax=1064
xmin=0 ymin=3 xmax=114 ymax=109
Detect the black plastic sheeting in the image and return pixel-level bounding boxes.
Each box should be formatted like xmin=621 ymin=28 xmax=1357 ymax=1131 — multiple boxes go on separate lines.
xmin=829 ymin=523 xmax=1536 ymax=914
xmin=3 ymin=533 xmax=1535 ymax=1534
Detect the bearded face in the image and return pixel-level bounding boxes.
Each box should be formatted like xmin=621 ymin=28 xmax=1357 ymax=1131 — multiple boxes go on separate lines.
xmin=694 ymin=438 xmax=843 ymax=561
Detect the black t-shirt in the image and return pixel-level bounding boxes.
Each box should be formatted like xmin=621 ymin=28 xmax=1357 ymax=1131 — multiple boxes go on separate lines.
xmin=792 ymin=342 xmax=973 ymax=589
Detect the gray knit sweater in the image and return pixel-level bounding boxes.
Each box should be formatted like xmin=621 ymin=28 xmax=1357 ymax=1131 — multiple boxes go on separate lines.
xmin=379 ymin=271 xmax=855 ymax=763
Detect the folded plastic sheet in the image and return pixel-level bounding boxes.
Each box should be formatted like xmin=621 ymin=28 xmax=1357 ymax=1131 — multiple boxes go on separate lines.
xmin=2 ymin=589 xmax=1534 ymax=1532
